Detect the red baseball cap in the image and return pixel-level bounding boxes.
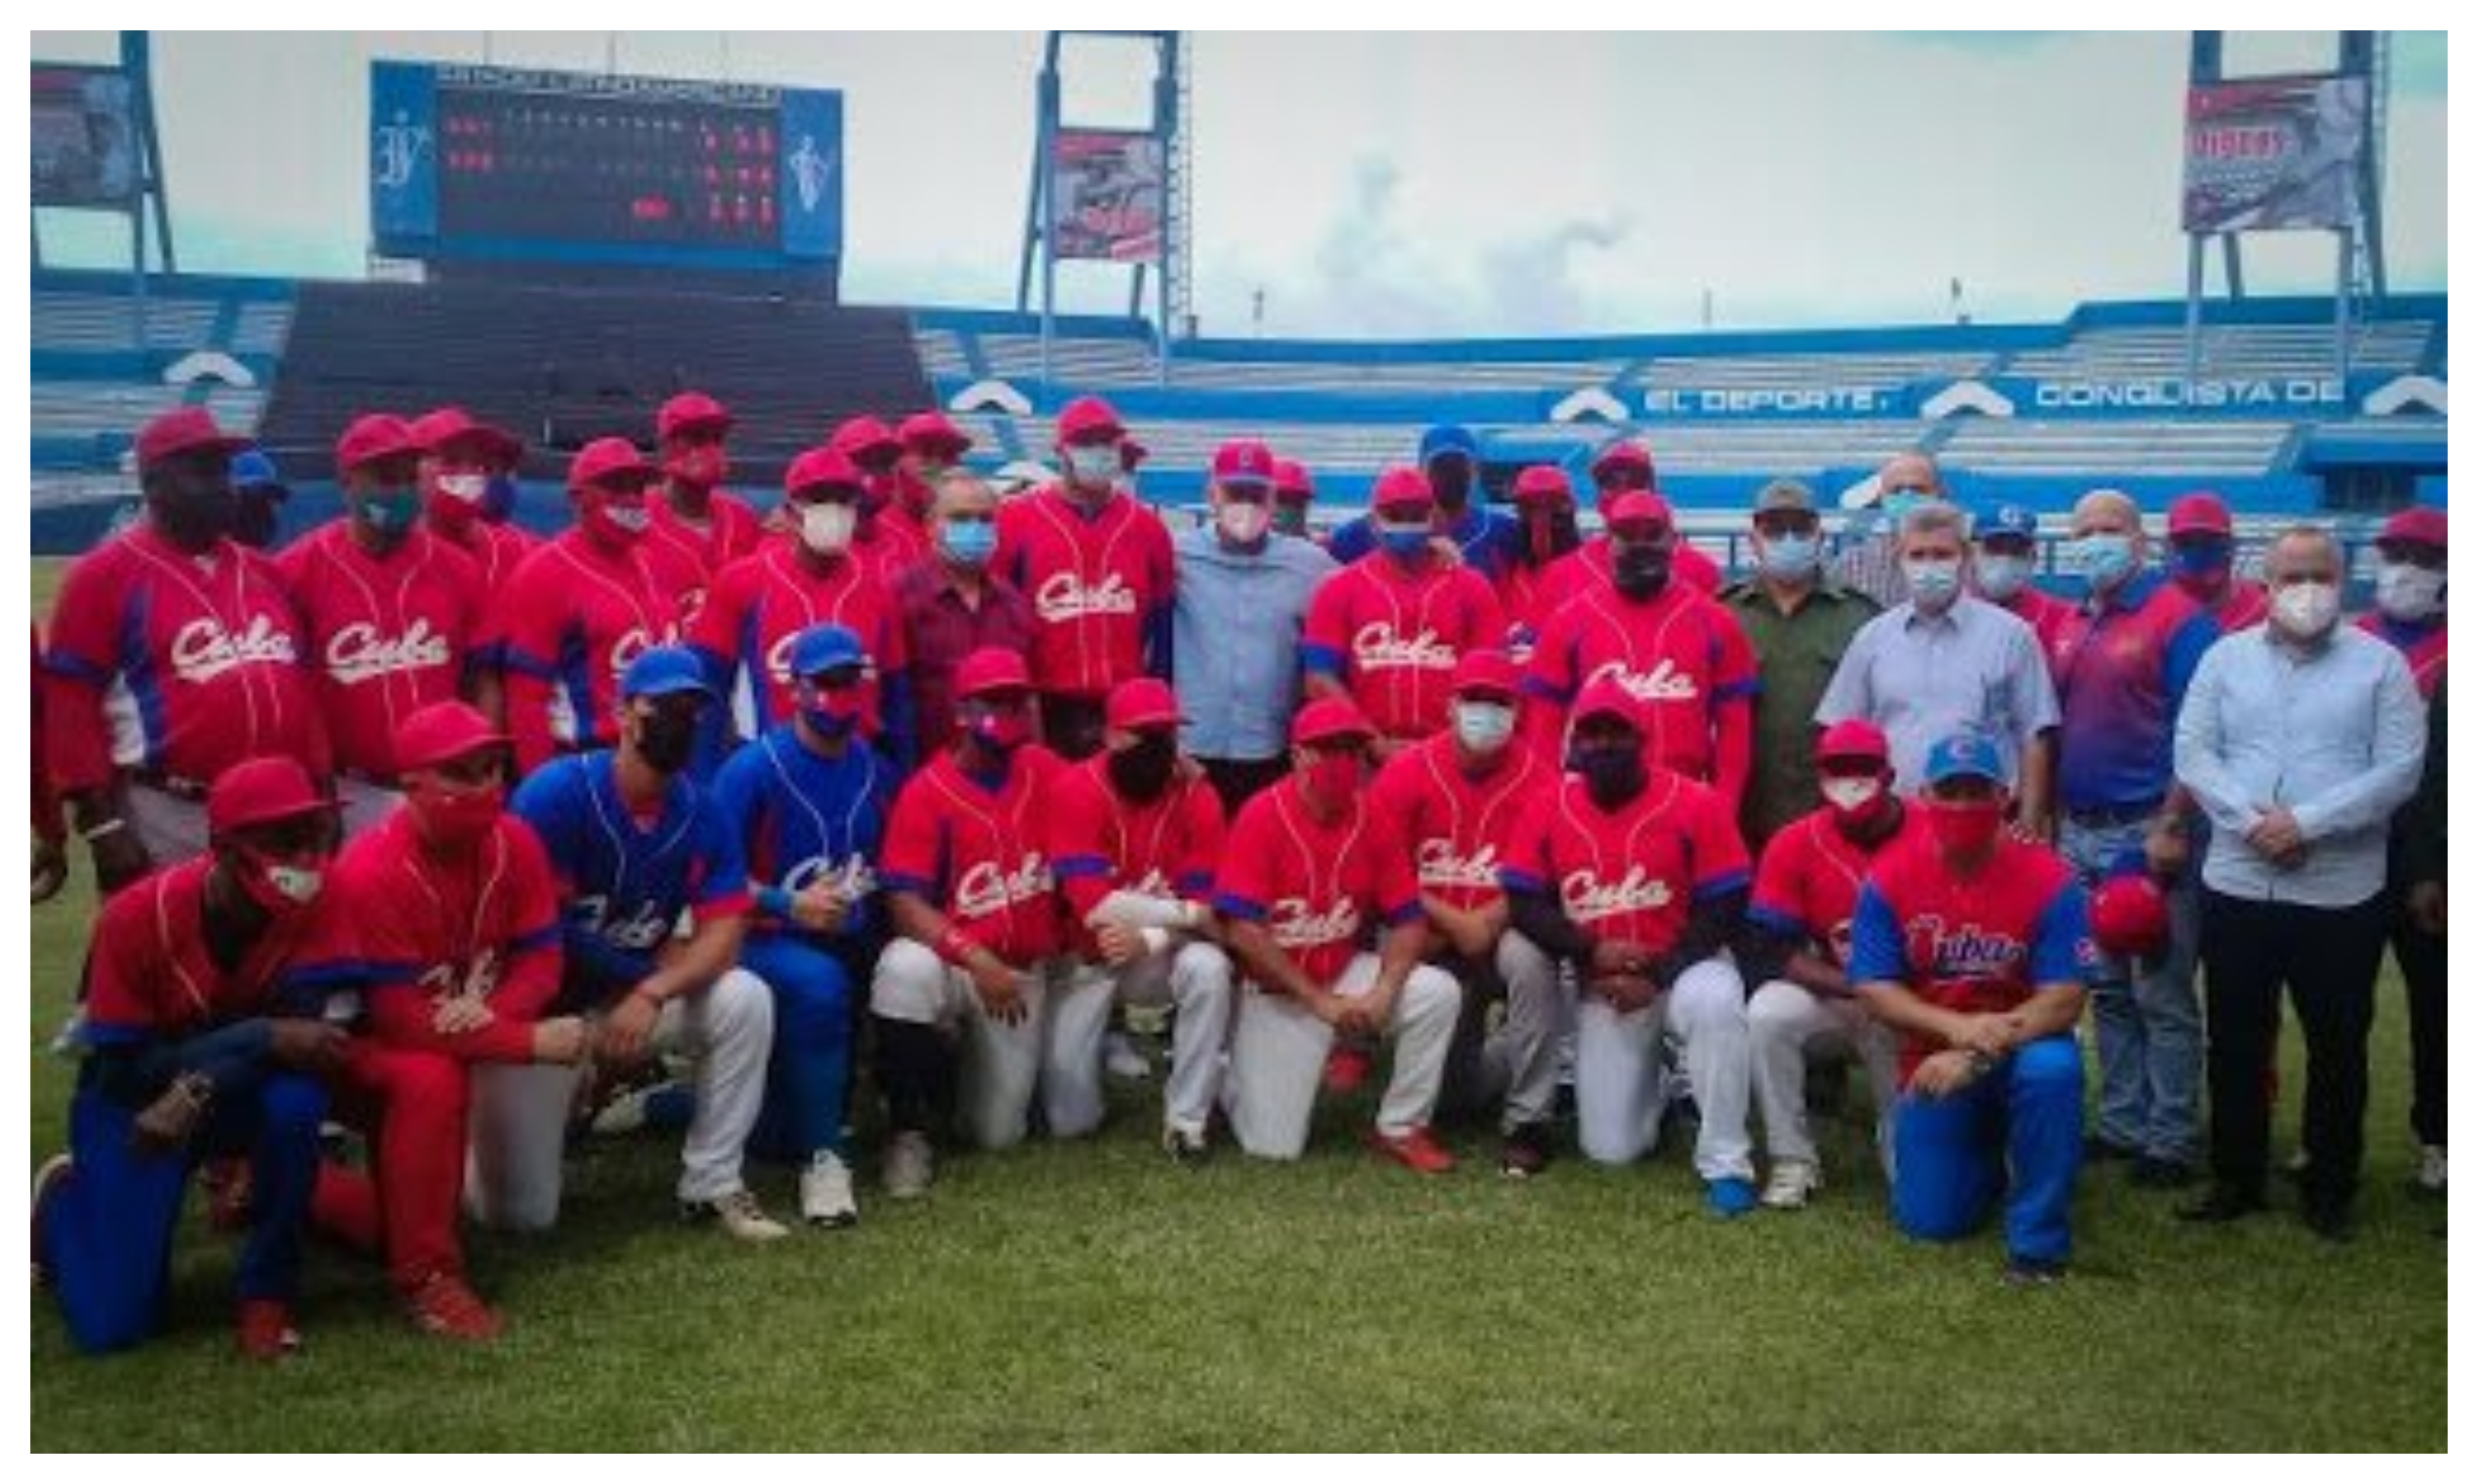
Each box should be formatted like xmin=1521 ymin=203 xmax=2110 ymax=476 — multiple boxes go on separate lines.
xmin=1272 ymin=459 xmax=1314 ymax=501
xmin=134 ymin=407 xmax=250 ymax=474
xmin=1571 ymin=677 xmax=1647 ymax=733
xmin=2379 ymin=506 xmax=2448 ymax=550
xmin=335 ymin=414 xmax=423 ymax=475
xmin=830 ymin=415 xmax=901 ymax=465
xmin=1120 ymin=437 xmax=1150 ymax=471
xmin=899 ymin=411 xmax=973 ymax=458
xmin=569 ymin=437 xmax=657 ymax=490
xmin=1370 ymin=466 xmax=1435 ymax=515
xmin=954 ymin=647 xmax=1034 ymax=700
xmin=2166 ymin=490 xmax=2234 ymax=539
xmin=1055 ymin=395 xmax=1126 ymax=445
xmin=657 ymin=391 xmax=733 ymax=441
xmin=411 ymin=406 xmax=522 ymax=464
xmin=394 ymin=701 xmax=509 ymax=774
xmin=2092 ymin=873 xmax=2171 ymax=961
xmin=1106 ymin=677 xmax=1184 ymax=732
xmin=1512 ymin=465 xmax=1573 ymax=505
xmin=1603 ymin=490 xmax=1675 ymax=531
xmin=784 ymin=446 xmax=865 ymax=496
xmin=1211 ymin=440 xmax=1278 ymax=489
xmin=1815 ymin=719 xmax=1891 ymax=766
xmin=1291 ymin=696 xmax=1376 ymax=748
xmin=206 ymin=756 xmax=339 ymax=839
xmin=1590 ymin=440 xmax=1654 ymax=481
xmin=1452 ymin=649 xmax=1523 ymax=700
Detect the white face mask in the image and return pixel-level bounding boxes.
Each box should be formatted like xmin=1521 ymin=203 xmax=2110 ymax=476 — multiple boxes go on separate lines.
xmin=1904 ymin=557 xmax=1963 ymax=611
xmin=1064 ymin=446 xmax=1120 ymax=487
xmin=265 ymin=862 xmax=323 ymax=904
xmin=800 ymin=503 xmax=857 ymax=556
xmin=602 ymin=503 xmax=651 ymax=534
xmin=2272 ymin=580 xmax=2342 ymax=641
xmin=2374 ymin=561 xmax=2445 ymax=622
xmin=436 ymin=473 xmax=489 ymax=504
xmin=1975 ymin=553 xmax=2032 ymax=602
xmin=1217 ymin=500 xmax=1272 ymax=546
xmin=1452 ymin=701 xmax=1516 ymax=755
xmin=1820 ymin=776 xmax=1884 ymax=814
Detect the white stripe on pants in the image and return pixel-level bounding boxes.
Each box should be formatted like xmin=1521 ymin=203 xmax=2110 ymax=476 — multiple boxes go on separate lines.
xmin=1226 ymin=953 xmax=1460 ymax=1160
xmin=465 ymin=966 xmax=775 ymax=1229
xmin=871 ymin=939 xmax=1094 ymax=1152
xmin=1746 ymin=978 xmax=1899 ymax=1174
xmin=1576 ymin=956 xmax=1754 ymax=1178
xmin=1061 ymin=940 xmax=1235 ymax=1140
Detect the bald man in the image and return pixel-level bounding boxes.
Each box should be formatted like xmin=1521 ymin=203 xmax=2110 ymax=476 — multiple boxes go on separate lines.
xmin=1833 ymin=452 xmax=1947 ymax=610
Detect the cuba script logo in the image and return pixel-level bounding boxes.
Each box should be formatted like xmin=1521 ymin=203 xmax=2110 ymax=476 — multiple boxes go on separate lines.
xmin=1267 ymin=896 xmax=1360 ymax=953
xmin=1908 ymin=914 xmax=2026 ymax=981
xmin=1587 ymin=657 xmax=1698 ymax=704
xmin=418 ymin=950 xmax=503 ymax=1003
xmin=1561 ymin=865 xmax=1672 ymax=923
xmin=169 ymin=614 xmax=297 ymax=683
xmin=1035 ymin=570 xmax=1138 ymax=624
xmin=1415 ymin=837 xmax=1500 ymax=890
xmin=327 ymin=619 xmax=451 ymax=685
xmin=785 ymin=853 xmax=879 ymax=902
xmin=1353 ymin=622 xmax=1457 ymax=673
xmin=577 ymin=893 xmax=677 ymax=953
xmin=605 ymin=626 xmax=656 ymax=678
xmin=954 ymin=852 xmax=1052 ymax=920
xmin=1127 ymin=867 xmax=1175 ymax=900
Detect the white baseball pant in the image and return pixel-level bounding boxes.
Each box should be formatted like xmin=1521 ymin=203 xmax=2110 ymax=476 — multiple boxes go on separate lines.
xmin=869 ymin=939 xmax=1104 ymax=1151
xmin=1747 ymin=978 xmax=1900 ymax=1175
xmin=121 ymin=783 xmax=210 ymax=869
xmin=464 ymin=966 xmax=775 ymax=1230
xmin=1225 ymin=953 xmax=1461 ymax=1160
xmin=1575 ymin=955 xmax=1754 ymax=1177
xmin=1441 ymin=930 xmax=1567 ymax=1133
xmin=335 ymin=776 xmax=403 ymax=841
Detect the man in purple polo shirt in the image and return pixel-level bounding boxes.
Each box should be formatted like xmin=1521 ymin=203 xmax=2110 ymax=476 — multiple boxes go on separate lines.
xmin=2048 ymin=488 xmax=2221 ymax=1189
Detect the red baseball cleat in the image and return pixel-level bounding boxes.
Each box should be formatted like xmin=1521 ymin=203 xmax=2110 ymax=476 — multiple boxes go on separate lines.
xmin=405 ymin=1271 xmax=503 ymax=1342
xmin=1367 ymin=1125 xmax=1457 ymax=1175
xmin=235 ymin=1299 xmax=302 ymax=1361
xmin=1323 ymin=1044 xmax=1373 ymax=1096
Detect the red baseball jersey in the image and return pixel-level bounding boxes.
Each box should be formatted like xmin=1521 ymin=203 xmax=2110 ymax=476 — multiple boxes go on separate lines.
xmin=995 ymin=486 xmax=1175 ymax=698
xmin=881 ymin=745 xmax=1067 ymax=965
xmin=43 ymin=524 xmax=328 ymax=795
xmin=295 ymin=808 xmax=563 ymax=1061
xmin=1538 ymin=535 xmax=1723 ymax=613
xmin=1748 ymin=805 xmax=1925 ymax=968
xmin=1212 ymin=777 xmax=1421 ymax=990
xmin=1522 ymin=578 xmax=1758 ymax=777
xmin=435 ymin=519 xmax=537 ymax=602
xmin=81 ymin=856 xmax=329 ymax=1044
xmin=1302 ymin=556 xmax=1509 ymax=741
xmin=2360 ymin=613 xmax=2447 ymax=701
xmin=1500 ymin=770 xmax=1751 ymax=955
xmin=645 ymin=489 xmax=767 ymax=626
xmin=1367 ymin=733 xmax=1550 ymax=912
xmin=1047 ymin=757 xmax=1227 ymax=959
xmin=1497 ymin=561 xmax=1560 ymax=663
xmin=1991 ymin=584 xmax=2079 ymax=678
xmin=876 ymin=504 xmax=935 ymax=572
xmin=494 ymin=529 xmax=687 ymax=774
xmin=690 ymin=541 xmax=909 ymax=735
xmin=273 ymin=522 xmax=487 ymax=779
xmin=2212 ymin=578 xmax=2270 ymax=635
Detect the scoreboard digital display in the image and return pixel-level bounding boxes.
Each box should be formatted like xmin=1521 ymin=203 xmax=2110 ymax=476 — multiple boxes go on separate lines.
xmin=372 ymin=61 xmax=842 ymax=270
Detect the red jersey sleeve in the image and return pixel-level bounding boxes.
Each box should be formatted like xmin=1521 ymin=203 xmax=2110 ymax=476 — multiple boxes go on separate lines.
xmin=1045 ymin=763 xmax=1118 ymax=918
xmin=41 ymin=544 xmax=128 ymax=795
xmin=689 ymin=555 xmax=754 ymax=668
xmin=1709 ymin=602 xmax=1760 ymax=705
xmin=1498 ymin=788 xmax=1561 ymax=896
xmin=1210 ymin=792 xmax=1282 ymax=919
xmin=1173 ymin=775 xmax=1228 ymax=902
xmin=1364 ymin=806 xmax=1422 ymax=926
xmin=1686 ymin=780 xmax=1754 ymax=897
xmin=492 ymin=818 xmax=567 ymax=1024
xmin=1300 ymin=569 xmax=1354 ymax=679
xmin=880 ymin=768 xmax=949 ymax=904
xmin=1748 ymin=819 xmax=1809 ymax=930
xmin=81 ymin=871 xmax=170 ymax=1038
xmin=1453 ymin=569 xmax=1509 ymax=654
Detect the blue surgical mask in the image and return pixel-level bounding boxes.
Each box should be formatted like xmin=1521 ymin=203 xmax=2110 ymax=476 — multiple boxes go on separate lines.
xmin=482 ymin=474 xmax=519 ymax=522
xmin=1975 ymin=553 xmax=2033 ymax=602
xmin=1904 ymin=558 xmax=1963 ymax=611
xmin=939 ymin=518 xmax=998 ymax=568
xmin=1758 ymin=533 xmax=1820 ymax=581
xmin=2173 ymin=539 xmax=2232 ymax=580
xmin=1377 ymin=521 xmax=1432 ymax=561
xmin=2069 ymin=533 xmax=2136 ymax=591
xmin=1452 ymin=701 xmax=1515 ymax=754
xmin=1881 ymin=490 xmax=1928 ymax=531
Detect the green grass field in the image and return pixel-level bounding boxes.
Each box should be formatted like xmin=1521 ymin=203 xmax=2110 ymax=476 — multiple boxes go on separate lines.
xmin=26 ymin=559 xmax=2447 ymax=1451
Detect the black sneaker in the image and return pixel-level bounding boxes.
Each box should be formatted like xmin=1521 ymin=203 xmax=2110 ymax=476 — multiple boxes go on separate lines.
xmin=2129 ymin=1155 xmax=2198 ymax=1189
xmin=2177 ymin=1185 xmax=2266 ymax=1224
xmin=2302 ymin=1199 xmax=2357 ymax=1245
xmin=2003 ymin=1255 xmax=2068 ymax=1287
xmin=2084 ymin=1134 xmax=2140 ymax=1164
xmin=1162 ymin=1126 xmax=1210 ymax=1169
xmin=1499 ymin=1123 xmax=1553 ymax=1180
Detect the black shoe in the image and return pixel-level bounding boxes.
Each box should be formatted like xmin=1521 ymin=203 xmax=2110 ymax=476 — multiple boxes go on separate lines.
xmin=2177 ymin=1186 xmax=2265 ymax=1224
xmin=1499 ymin=1123 xmax=1553 ymax=1180
xmin=2084 ymin=1135 xmax=2141 ymax=1164
xmin=2130 ymin=1156 xmax=2198 ymax=1189
xmin=2003 ymin=1255 xmax=2068 ymax=1287
xmin=2302 ymin=1199 xmax=2357 ymax=1244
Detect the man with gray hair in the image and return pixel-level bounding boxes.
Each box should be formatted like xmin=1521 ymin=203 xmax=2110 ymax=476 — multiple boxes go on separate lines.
xmin=1817 ymin=499 xmax=2058 ymax=833
xmin=2174 ymin=525 xmax=2426 ymax=1242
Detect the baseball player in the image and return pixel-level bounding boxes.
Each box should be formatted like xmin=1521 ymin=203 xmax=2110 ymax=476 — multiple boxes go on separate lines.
xmin=888 ymin=411 xmax=974 ymax=560
xmin=1047 ymin=677 xmax=1235 ymax=1163
xmin=495 ymin=646 xmax=786 ymax=1240
xmin=1499 ymin=465 xmax=1584 ymax=663
xmin=412 ymin=406 xmax=535 ymax=599
xmin=1846 ymin=729 xmax=2095 ymax=1284
xmin=1740 ymin=720 xmax=1915 ymax=1210
xmin=710 ymin=623 xmax=899 ymax=1227
xmin=295 ymin=702 xmax=585 ymax=1340
xmin=1303 ymin=465 xmax=1509 ymax=760
xmin=33 ymin=757 xmax=347 ymax=1358
xmin=1325 ymin=424 xmax=1519 ymax=581
xmin=691 ymin=446 xmax=913 ymax=767
xmin=1499 ymin=678 xmax=1759 ymax=1214
xmin=1540 ymin=440 xmax=1724 ymax=600
xmin=274 ymin=414 xmax=488 ymax=837
xmin=993 ymin=396 xmax=1176 ymax=758
xmin=832 ymin=414 xmax=928 ymax=583
xmin=648 ymin=391 xmax=768 ymax=593
xmin=229 ymin=449 xmax=289 ymax=551
xmin=1212 ymin=697 xmax=1463 ymax=1171
xmin=43 ymin=407 xmax=328 ymax=887
xmin=1968 ymin=503 xmax=2077 ymax=672
xmin=2164 ymin=491 xmax=2270 ymax=632
xmin=869 ymin=647 xmax=1074 ymax=1197
xmin=1367 ymin=649 xmax=1562 ymax=1177
xmin=1521 ymin=490 xmax=1758 ymax=814
xmin=495 ymin=438 xmax=686 ymax=777
xmin=1271 ymin=458 xmax=1318 ymax=542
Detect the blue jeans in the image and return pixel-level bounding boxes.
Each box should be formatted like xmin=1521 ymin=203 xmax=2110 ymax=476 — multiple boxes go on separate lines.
xmin=742 ymin=934 xmax=858 ymax=1163
xmin=1891 ymin=1035 xmax=2084 ymax=1265
xmin=2061 ymin=812 xmax=2202 ymax=1164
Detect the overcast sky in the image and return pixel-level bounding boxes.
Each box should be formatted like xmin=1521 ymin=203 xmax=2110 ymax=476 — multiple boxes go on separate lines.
xmin=29 ymin=29 xmax=2448 ymax=338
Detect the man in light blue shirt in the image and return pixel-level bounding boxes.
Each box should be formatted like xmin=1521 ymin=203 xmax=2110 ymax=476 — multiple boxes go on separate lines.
xmin=1172 ymin=440 xmax=1338 ymax=815
xmin=2174 ymin=525 xmax=2426 ymax=1242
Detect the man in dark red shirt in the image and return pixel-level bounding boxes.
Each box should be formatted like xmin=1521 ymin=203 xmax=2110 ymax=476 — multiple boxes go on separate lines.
xmin=892 ymin=471 xmax=1035 ymax=756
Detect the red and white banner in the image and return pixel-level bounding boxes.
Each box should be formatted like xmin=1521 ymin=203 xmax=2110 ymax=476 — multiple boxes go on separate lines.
xmin=2182 ymin=74 xmax=2369 ymax=234
xmin=1051 ymin=130 xmax=1164 ymax=263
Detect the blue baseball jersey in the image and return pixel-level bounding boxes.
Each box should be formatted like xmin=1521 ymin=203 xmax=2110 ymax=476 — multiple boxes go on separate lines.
xmin=1328 ymin=504 xmax=1519 ymax=584
xmin=709 ymin=723 xmax=896 ymax=947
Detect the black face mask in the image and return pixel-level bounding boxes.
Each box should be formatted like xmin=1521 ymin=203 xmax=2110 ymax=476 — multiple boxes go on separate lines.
xmin=1568 ymin=746 xmax=1647 ymax=808
xmin=635 ymin=708 xmax=700 ymax=775
xmin=149 ymin=471 xmax=239 ymax=550
xmin=1613 ymin=545 xmax=1672 ymax=600
xmin=1523 ymin=507 xmax=1581 ymax=566
xmin=1107 ymin=735 xmax=1180 ymax=801
xmin=230 ymin=493 xmax=282 ymax=551
xmin=1429 ymin=462 xmax=1472 ymax=512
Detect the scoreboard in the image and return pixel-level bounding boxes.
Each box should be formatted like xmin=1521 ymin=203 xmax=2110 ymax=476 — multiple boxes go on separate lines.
xmin=371 ymin=61 xmax=842 ymax=271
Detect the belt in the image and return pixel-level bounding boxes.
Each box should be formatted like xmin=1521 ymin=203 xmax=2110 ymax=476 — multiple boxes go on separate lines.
xmin=128 ymin=768 xmax=209 ymax=802
xmin=2066 ymin=800 xmax=2163 ymax=827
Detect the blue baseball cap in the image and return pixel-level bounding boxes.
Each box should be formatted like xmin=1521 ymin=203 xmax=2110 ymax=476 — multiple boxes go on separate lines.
xmin=620 ymin=645 xmax=717 ymax=701
xmin=1975 ymin=503 xmax=2038 ymax=542
xmin=787 ymin=622 xmax=868 ymax=679
xmin=231 ymin=449 xmax=287 ymax=493
xmin=1923 ymin=731 xmax=2009 ymax=788
xmin=1417 ymin=424 xmax=1480 ymax=467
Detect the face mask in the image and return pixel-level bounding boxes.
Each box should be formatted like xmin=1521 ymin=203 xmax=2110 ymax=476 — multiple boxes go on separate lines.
xmin=1272 ymin=503 xmax=1310 ymax=538
xmin=1926 ymin=797 xmax=2006 ymax=858
xmin=1821 ymin=775 xmax=1884 ymax=817
xmin=2171 ymin=540 xmax=2231 ymax=602
xmin=1613 ymin=545 xmax=1672 ymax=600
xmin=152 ymin=477 xmax=238 ymax=550
xmin=231 ymin=495 xmax=281 ymax=552
xmin=966 ymin=704 xmax=1033 ymax=756
xmin=1904 ymin=558 xmax=1963 ymax=612
xmin=2375 ymin=562 xmax=2445 ymax=623
xmin=1452 ymin=701 xmax=1516 ymax=755
xmin=799 ymin=502 xmax=857 ymax=556
xmin=1880 ymin=492 xmax=1925 ymax=533
xmin=1568 ymin=745 xmax=1646 ymax=808
xmin=358 ymin=487 xmax=422 ymax=545
xmin=1301 ymin=750 xmax=1362 ymax=802
xmin=435 ymin=472 xmax=489 ymax=506
xmin=1522 ymin=506 xmax=1581 ymax=565
xmin=406 ymin=780 xmax=503 ymax=849
xmin=1429 ymin=462 xmax=1472 ymax=511
xmin=584 ymin=494 xmax=649 ymax=547
xmin=1758 ymin=533 xmax=1820 ymax=582
xmin=2272 ymin=581 xmax=2341 ymax=641
xmin=667 ymin=446 xmax=727 ymax=489
xmin=635 ymin=708 xmax=699 ymax=774
xmin=2068 ymin=533 xmax=2136 ymax=591
xmin=799 ymin=683 xmax=868 ymax=742
xmin=1975 ymin=553 xmax=2032 ymax=602
xmin=481 ymin=474 xmax=520 ymax=523
xmin=1376 ymin=521 xmax=1432 ymax=561
xmin=237 ymin=849 xmax=326 ymax=915
xmin=1217 ymin=499 xmax=1272 ymax=547
xmin=1064 ymin=445 xmax=1120 ymax=489
xmin=1107 ymin=734 xmax=1180 ymax=800
xmin=938 ymin=518 xmax=998 ymax=569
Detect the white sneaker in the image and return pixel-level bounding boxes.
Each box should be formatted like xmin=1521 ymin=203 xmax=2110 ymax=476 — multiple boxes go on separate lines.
xmin=1105 ymin=1030 xmax=1152 ymax=1082
xmin=1761 ymin=1160 xmax=1821 ymax=1211
xmin=799 ymin=1152 xmax=859 ymax=1228
xmin=2417 ymin=1145 xmax=2447 ymax=1194
xmin=682 ymin=1187 xmax=790 ymax=1243
xmin=883 ymin=1130 xmax=935 ymax=1200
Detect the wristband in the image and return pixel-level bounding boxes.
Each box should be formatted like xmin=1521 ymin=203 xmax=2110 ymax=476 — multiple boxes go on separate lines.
xmin=80 ymin=817 xmax=127 ymax=843
xmin=756 ymin=885 xmax=794 ymax=919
